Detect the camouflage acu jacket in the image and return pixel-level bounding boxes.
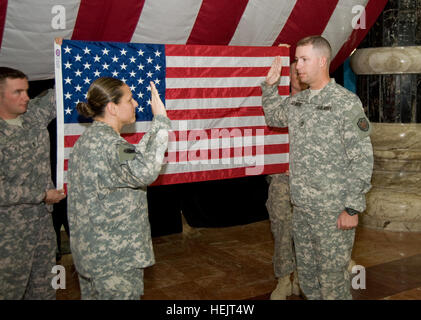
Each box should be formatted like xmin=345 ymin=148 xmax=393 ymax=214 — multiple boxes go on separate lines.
xmin=67 ymin=115 xmax=171 ymax=278
xmin=261 ymin=79 xmax=373 ymax=213
xmin=0 ymin=89 xmax=55 ymax=211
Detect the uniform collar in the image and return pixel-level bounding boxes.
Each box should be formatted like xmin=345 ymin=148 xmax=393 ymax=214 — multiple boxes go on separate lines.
xmin=92 ymin=120 xmax=121 ymax=136
xmin=298 ymin=78 xmax=336 ymax=102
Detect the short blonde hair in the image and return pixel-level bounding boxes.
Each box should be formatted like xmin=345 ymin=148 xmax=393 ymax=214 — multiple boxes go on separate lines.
xmin=297 ymin=35 xmax=332 ymax=62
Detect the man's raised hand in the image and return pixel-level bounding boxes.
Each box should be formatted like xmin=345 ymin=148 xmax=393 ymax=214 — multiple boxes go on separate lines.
xmin=266 ymin=56 xmax=283 ymax=86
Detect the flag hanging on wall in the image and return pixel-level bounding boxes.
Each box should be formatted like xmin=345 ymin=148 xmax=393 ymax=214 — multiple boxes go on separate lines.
xmin=1 ymin=0 xmax=388 ymax=81
xmin=54 ymin=39 xmax=290 ymax=188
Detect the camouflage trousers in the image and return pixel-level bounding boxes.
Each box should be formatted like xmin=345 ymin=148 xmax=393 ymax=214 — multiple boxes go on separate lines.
xmin=266 ymin=173 xmax=296 ymax=278
xmin=0 ymin=206 xmax=56 ymax=300
xmin=78 ymin=268 xmax=144 ymax=300
xmin=292 ymin=206 xmax=355 ymax=300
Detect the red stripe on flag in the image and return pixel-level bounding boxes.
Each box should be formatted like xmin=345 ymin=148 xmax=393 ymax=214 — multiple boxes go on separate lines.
xmin=71 ymin=0 xmax=145 ymax=42
xmin=167 ymin=107 xmax=264 ymax=120
xmin=166 ymin=86 xmax=289 ymax=100
xmin=0 ymin=0 xmax=7 ymax=48
xmin=272 ymin=0 xmax=339 ymax=60
xmin=187 ymin=0 xmax=249 ymax=45
xmin=64 ymin=135 xmax=80 ymax=148
xmin=166 ymin=66 xmax=290 ymax=78
xmin=151 ymin=163 xmax=289 ymax=185
xmin=329 ymin=0 xmax=388 ymax=72
xmin=166 ymin=66 xmax=283 ymax=78
xmin=166 ymin=87 xmax=260 ymax=99
xmin=166 ymin=44 xmax=289 ymax=57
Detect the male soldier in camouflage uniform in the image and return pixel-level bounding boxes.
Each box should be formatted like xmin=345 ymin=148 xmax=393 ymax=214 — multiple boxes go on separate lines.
xmin=67 ymin=78 xmax=170 ymax=299
xmin=267 ymin=61 xmax=307 ymax=300
xmin=0 ymin=67 xmax=66 ymax=299
xmin=261 ymin=36 xmax=373 ymax=300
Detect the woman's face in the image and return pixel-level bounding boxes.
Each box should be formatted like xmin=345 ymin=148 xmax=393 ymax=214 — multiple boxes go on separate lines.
xmin=116 ymin=84 xmax=138 ymax=126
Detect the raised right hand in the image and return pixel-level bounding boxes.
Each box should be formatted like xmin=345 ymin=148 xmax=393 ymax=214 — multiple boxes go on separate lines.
xmin=150 ymin=81 xmax=167 ymax=117
xmin=266 ymin=56 xmax=283 ymax=86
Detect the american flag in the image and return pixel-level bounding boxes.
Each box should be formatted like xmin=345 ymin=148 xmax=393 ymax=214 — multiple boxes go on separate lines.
xmin=54 ymin=40 xmax=290 ymax=187
xmin=0 ymin=0 xmax=388 ymax=81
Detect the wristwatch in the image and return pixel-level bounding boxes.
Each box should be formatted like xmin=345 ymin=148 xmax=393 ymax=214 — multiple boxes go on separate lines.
xmin=345 ymin=207 xmax=360 ymax=216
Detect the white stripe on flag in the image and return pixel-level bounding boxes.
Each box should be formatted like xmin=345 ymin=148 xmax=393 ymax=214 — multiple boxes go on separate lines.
xmin=0 ymin=0 xmax=81 ymax=80
xmin=166 ymin=56 xmax=289 ymax=68
xmin=322 ymin=0 xmax=369 ymax=58
xmin=229 ymin=0 xmax=297 ymax=46
xmin=131 ymin=0 xmax=202 ymax=44
xmin=166 ymin=96 xmax=263 ymax=110
xmin=166 ymin=76 xmax=289 ymax=89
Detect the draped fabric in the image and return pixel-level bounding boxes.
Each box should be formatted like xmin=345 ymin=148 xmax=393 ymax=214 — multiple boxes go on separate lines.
xmin=0 ymin=0 xmax=387 ymax=80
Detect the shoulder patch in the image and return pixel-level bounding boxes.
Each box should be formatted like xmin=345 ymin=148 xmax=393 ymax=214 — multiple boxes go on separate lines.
xmin=352 ymin=114 xmax=371 ymax=138
xmin=357 ymin=117 xmax=369 ymax=132
xmin=118 ymin=144 xmax=136 ymax=163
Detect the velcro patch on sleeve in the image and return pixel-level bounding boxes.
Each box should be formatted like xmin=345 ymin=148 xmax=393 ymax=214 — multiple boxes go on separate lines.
xmin=118 ymin=144 xmax=136 ymax=163
xmin=353 ymin=114 xmax=371 ymax=138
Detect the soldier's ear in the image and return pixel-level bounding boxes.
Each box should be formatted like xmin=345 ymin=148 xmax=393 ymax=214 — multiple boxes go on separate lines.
xmin=319 ymin=56 xmax=327 ymax=68
xmin=106 ymin=102 xmax=118 ymax=117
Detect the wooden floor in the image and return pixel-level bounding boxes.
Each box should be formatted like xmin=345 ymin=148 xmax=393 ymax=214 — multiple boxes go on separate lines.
xmin=56 ymin=218 xmax=421 ymax=300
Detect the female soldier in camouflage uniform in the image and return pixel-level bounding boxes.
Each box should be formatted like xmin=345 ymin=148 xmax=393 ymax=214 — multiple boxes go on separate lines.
xmin=67 ymin=78 xmax=170 ymax=299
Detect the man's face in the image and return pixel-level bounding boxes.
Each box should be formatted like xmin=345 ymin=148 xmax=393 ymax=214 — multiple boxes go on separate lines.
xmin=0 ymin=78 xmax=30 ymax=119
xmin=294 ymin=44 xmax=323 ymax=86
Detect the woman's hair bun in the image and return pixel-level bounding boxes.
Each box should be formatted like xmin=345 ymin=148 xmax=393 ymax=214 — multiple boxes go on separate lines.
xmin=76 ymin=101 xmax=95 ymax=118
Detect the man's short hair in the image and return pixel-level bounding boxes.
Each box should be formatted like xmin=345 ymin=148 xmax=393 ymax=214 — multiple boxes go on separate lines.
xmin=0 ymin=67 xmax=27 ymax=87
xmin=296 ymin=36 xmax=332 ymax=62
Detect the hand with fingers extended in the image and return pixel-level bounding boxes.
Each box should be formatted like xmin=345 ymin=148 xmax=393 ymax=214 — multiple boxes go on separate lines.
xmin=150 ymin=81 xmax=167 ymax=117
xmin=266 ymin=56 xmax=283 ymax=86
